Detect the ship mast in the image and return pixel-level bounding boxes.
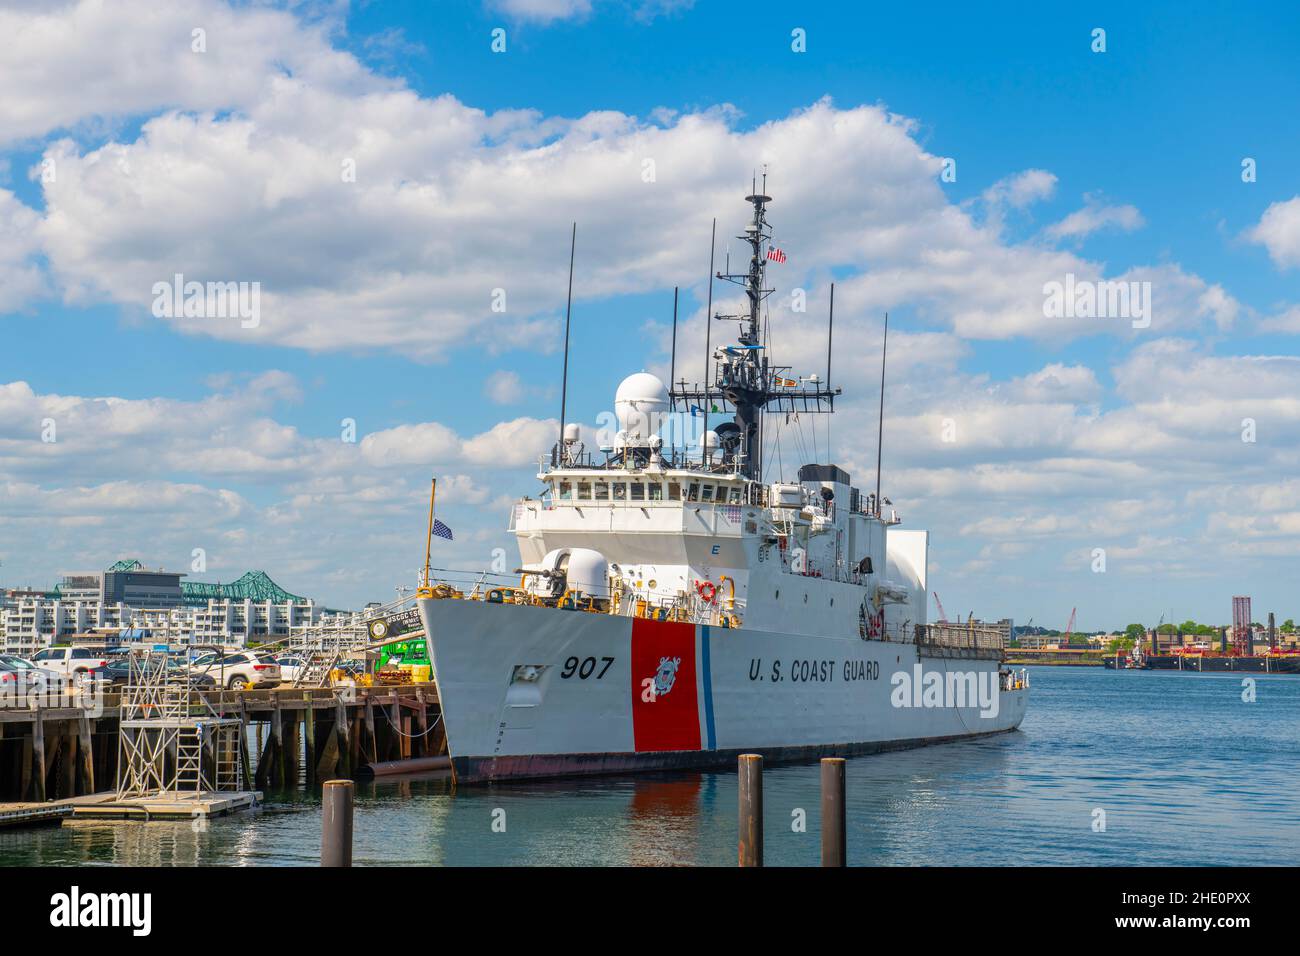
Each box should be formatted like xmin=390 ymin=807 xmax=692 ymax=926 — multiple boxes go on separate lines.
xmin=672 ymin=178 xmax=841 ymax=480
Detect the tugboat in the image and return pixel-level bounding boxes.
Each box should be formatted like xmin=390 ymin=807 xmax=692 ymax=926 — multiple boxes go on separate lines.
xmin=415 ymin=187 xmax=1029 ymax=782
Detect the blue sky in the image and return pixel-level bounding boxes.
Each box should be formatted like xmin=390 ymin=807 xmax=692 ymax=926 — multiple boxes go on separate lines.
xmin=1 ymin=0 xmax=1298 ymax=630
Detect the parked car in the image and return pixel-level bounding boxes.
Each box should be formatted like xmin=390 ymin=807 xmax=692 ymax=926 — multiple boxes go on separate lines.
xmin=0 ymin=655 xmax=64 ymax=696
xmin=188 ymin=651 xmax=281 ymax=689
xmin=83 ymin=658 xmax=217 ymax=690
xmin=274 ymin=655 xmax=309 ymax=683
xmin=29 ymin=645 xmax=109 ymax=677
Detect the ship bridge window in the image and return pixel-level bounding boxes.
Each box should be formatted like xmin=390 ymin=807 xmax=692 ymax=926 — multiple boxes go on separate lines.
xmin=668 ymin=482 xmax=682 ymax=500
xmin=701 ymin=484 xmax=714 ymax=502
xmin=558 ymin=481 xmax=573 ymax=501
xmin=594 ymin=481 xmax=609 ymax=501
xmin=687 ymin=482 xmax=700 ymax=502
xmin=648 ymin=482 xmax=663 ymax=501
xmin=613 ymin=483 xmax=627 ymax=501
xmin=577 ymin=481 xmax=592 ymax=500
xmin=728 ymin=486 xmax=742 ymax=504
xmin=630 ymin=482 xmax=645 ymax=501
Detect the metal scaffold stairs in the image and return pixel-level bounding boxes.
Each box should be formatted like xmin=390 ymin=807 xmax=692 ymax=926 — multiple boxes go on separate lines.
xmin=116 ymin=651 xmax=246 ymax=800
xmin=294 ymin=650 xmax=342 ymax=688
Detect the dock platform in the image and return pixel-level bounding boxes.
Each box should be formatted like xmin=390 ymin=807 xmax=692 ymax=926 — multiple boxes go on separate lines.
xmin=69 ymin=791 xmax=262 ymax=821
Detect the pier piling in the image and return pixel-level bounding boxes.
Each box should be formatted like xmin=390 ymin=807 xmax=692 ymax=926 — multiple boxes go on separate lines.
xmin=738 ymin=753 xmax=763 ymax=867
xmin=304 ymin=699 xmax=317 ymax=786
xmin=820 ymin=757 xmax=846 ymax=867
xmin=31 ymin=710 xmax=46 ymax=802
xmin=78 ymin=715 xmax=95 ymax=794
xmin=321 ymin=779 xmax=355 ymax=867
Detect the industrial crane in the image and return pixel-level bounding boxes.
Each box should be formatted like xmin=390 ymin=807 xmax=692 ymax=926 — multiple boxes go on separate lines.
xmin=1062 ymin=607 xmax=1077 ymax=647
xmin=932 ymin=592 xmax=948 ymax=624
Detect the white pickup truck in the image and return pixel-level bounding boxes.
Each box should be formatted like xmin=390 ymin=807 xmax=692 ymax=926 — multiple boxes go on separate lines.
xmin=29 ymin=645 xmax=110 ymax=677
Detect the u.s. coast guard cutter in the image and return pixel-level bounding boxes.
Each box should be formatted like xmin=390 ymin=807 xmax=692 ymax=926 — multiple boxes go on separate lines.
xmin=416 ymin=189 xmax=1028 ymax=782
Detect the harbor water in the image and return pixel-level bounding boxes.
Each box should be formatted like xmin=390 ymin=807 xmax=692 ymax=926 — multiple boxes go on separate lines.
xmin=2 ymin=666 xmax=1296 ymax=866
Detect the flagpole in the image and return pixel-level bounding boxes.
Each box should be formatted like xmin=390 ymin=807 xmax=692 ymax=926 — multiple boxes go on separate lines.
xmin=421 ymin=477 xmax=436 ymax=592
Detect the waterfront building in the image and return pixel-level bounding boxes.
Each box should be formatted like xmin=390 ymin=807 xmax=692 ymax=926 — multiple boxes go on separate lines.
xmin=0 ymin=560 xmax=329 ymax=654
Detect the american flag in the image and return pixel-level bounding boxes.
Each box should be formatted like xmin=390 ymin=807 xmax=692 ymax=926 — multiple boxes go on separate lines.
xmin=723 ymin=504 xmax=742 ymax=523
xmin=766 ymin=246 xmax=786 ymax=264
xmin=432 ymin=518 xmax=454 ymax=541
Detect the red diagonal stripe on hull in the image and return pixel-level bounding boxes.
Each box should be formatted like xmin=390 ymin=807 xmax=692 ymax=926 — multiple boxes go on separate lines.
xmin=630 ymin=617 xmax=701 ymax=752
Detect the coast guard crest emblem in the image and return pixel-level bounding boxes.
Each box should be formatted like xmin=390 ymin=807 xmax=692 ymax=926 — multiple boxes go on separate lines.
xmin=653 ymin=656 xmax=681 ymax=698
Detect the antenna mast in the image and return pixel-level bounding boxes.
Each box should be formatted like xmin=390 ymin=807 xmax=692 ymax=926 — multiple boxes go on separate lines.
xmin=702 ymin=219 xmax=716 ymax=466
xmin=670 ymin=180 xmax=840 ymax=481
xmin=875 ymin=312 xmax=888 ymax=513
xmin=826 ymin=282 xmax=834 ymax=461
xmin=557 ymin=222 xmax=576 ymax=462
xmin=668 ymin=286 xmax=680 ymax=421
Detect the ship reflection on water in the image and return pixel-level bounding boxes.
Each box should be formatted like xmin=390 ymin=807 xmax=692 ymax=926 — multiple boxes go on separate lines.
xmin=623 ymin=774 xmax=711 ymax=866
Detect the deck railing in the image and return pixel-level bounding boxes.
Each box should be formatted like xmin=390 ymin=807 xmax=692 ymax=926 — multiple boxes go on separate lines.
xmin=915 ymin=621 xmax=1007 ymax=653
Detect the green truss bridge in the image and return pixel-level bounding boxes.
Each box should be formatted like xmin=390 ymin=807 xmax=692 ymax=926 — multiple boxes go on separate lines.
xmin=106 ymin=559 xmax=309 ymax=606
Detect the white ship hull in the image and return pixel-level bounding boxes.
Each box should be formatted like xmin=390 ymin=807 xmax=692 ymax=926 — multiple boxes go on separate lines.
xmin=418 ymin=597 xmax=1027 ymax=782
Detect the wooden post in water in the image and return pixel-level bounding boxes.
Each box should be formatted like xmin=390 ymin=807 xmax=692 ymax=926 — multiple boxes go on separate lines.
xmin=321 ymin=779 xmax=354 ymax=867
xmin=738 ymin=753 xmax=763 ymax=867
xmin=820 ymin=758 xmax=846 ymax=867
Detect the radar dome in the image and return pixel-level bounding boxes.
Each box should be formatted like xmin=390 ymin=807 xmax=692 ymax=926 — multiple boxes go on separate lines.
xmin=614 ymin=371 xmax=669 ymax=443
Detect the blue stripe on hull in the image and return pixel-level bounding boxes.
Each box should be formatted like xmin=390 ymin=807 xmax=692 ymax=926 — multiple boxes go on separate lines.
xmin=699 ymin=624 xmax=717 ymax=750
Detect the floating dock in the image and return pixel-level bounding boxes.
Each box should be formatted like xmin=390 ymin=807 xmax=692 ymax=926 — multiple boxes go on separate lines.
xmin=69 ymin=791 xmax=262 ymax=821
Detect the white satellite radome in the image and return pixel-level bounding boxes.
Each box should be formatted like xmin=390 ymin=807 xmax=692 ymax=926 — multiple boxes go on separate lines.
xmin=614 ymin=371 xmax=669 ymax=444
xmin=563 ymin=422 xmax=581 ymax=443
xmin=698 ymin=429 xmax=720 ymax=452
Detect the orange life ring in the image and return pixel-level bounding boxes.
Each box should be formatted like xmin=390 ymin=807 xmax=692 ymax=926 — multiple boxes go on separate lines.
xmin=696 ymin=580 xmax=717 ymax=604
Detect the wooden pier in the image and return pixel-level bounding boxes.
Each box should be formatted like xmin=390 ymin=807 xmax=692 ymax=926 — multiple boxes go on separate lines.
xmin=0 ymin=699 xmax=119 ymax=807
xmin=0 ymin=683 xmax=444 ymax=824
